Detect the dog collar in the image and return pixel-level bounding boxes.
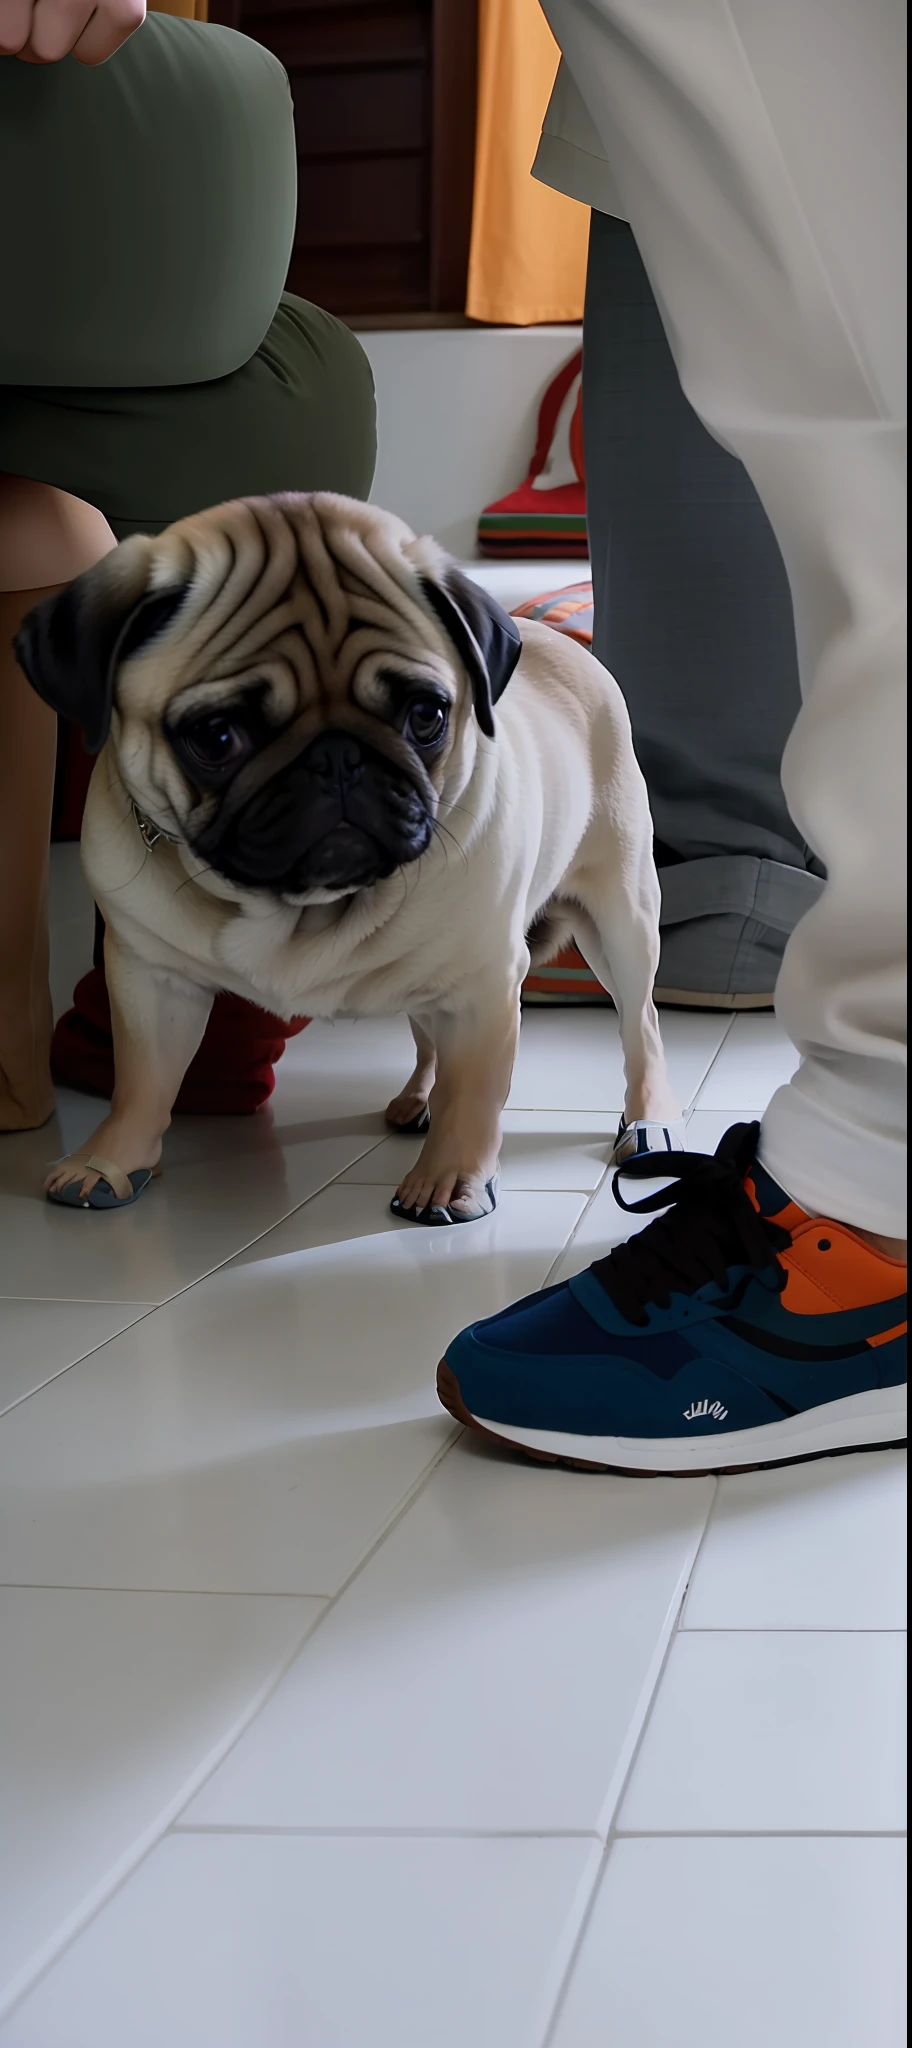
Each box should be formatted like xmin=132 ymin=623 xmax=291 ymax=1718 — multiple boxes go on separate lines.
xmin=131 ymin=801 xmax=181 ymax=851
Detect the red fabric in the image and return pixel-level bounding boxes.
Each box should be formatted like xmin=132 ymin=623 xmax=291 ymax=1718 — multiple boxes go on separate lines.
xmin=479 ymin=477 xmax=587 ymax=520
xmin=51 ymin=969 xmax=310 ymax=1115
xmin=528 ymin=348 xmax=583 ymax=481
xmin=477 ymin=347 xmax=587 ymax=557
xmin=477 ymin=473 xmax=587 ymax=557
xmin=50 ymin=744 xmax=310 ymax=1113
xmin=523 ymin=941 xmax=612 ymax=1002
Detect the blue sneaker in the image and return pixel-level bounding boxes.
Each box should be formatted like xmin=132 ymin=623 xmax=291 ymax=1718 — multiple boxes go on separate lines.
xmin=438 ymin=1123 xmax=907 ymax=1474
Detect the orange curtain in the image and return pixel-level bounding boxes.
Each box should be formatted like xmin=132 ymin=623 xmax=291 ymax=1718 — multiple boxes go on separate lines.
xmin=465 ymin=0 xmax=589 ymax=326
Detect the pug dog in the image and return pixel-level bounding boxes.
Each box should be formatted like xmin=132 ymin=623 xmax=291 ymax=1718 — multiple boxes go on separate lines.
xmin=15 ymin=493 xmax=681 ymax=1218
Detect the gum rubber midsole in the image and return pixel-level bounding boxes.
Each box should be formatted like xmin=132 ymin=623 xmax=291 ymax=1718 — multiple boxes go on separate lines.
xmin=472 ymin=1384 xmax=907 ymax=1472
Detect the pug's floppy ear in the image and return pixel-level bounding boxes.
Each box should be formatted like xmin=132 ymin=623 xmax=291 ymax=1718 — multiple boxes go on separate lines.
xmin=13 ymin=537 xmax=189 ymax=755
xmin=419 ymin=568 xmax=521 ymax=738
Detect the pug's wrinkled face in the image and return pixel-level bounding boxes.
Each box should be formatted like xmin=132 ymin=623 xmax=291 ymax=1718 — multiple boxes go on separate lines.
xmin=15 ymin=493 xmax=522 ymax=902
xmin=155 ymin=504 xmax=465 ymax=900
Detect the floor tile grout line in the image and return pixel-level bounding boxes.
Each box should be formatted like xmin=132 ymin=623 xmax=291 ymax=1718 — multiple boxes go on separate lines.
xmin=548 ymin=1307 xmax=824 ymax=2000
xmin=537 ymin=1484 xmax=717 ymax=2048
xmin=18 ymin=1814 xmax=899 ymax=2027
xmin=0 ymin=1426 xmax=465 ymax=2023
xmin=0 ymin=1596 xmax=332 ymax=2031
xmin=171 ymin=1824 xmax=607 ymax=1841
xmin=675 ymin=1476 xmax=726 ymax=1628
xmin=170 ymin=1824 xmax=907 ymax=1842
xmin=685 ymin=1011 xmax=737 ymax=1113
xmin=537 ymin=1841 xmax=616 ymax=2048
xmin=2 ymin=1122 xmax=590 ymax=1324
xmin=0 ymin=1583 xmax=339 ymax=1599
xmin=0 ymin=1286 xmax=156 ymax=1302
xmin=0 ymin=1123 xmax=398 ymax=1363
xmin=539 ymin=1483 xmax=906 ymax=2048
xmin=1 ymin=1000 xmax=802 ymax=2023
xmin=0 ymin=1303 xmax=163 ymax=1423
xmin=156 ymin=1425 xmax=464 ymax=1809
xmin=0 ymin=1293 xmax=158 ymax=1307
xmin=6 ymin=1011 xmax=736 ymax=1318
xmin=144 ymin=1121 xmax=397 ymax=1307
xmin=539 ymin=1173 xmax=610 ymax=1289
xmin=592 ymin=1492 xmax=717 ymax=1847
xmin=0 ymin=1589 xmax=905 ymax=1631
xmin=612 ymin=1828 xmax=908 ymax=1840
xmin=1 ymin=1131 xmax=595 ymax=1577
xmin=677 ymin=1623 xmax=909 ymax=1635
xmin=340 ymin=1180 xmax=610 ymax=1194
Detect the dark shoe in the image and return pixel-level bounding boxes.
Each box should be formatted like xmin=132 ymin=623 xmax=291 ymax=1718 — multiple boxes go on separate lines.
xmin=438 ymin=1123 xmax=907 ymax=1474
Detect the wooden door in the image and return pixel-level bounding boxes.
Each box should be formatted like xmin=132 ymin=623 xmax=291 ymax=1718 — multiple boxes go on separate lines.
xmin=211 ymin=1 xmax=477 ymax=319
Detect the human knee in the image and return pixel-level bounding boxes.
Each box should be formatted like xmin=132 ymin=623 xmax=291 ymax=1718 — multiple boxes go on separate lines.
xmin=0 ymin=475 xmax=116 ymax=593
xmin=255 ymin=297 xmax=377 ymax=502
xmin=53 ymin=295 xmax=380 ymax=543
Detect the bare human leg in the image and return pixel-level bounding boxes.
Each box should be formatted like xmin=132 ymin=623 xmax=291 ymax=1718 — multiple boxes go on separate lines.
xmin=0 ymin=475 xmax=116 ymax=1131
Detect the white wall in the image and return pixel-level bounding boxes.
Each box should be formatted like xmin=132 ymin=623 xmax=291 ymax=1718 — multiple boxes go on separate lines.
xmin=355 ymin=325 xmax=582 ymax=561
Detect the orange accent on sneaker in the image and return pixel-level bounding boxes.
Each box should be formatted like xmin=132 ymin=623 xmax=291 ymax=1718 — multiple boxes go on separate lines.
xmin=868 ymin=1321 xmax=908 ymax=1348
xmin=780 ymin=1221 xmax=906 ymax=1316
xmin=744 ymin=1174 xmax=907 ymax=1318
xmin=743 ymin=1173 xmax=807 ymax=1235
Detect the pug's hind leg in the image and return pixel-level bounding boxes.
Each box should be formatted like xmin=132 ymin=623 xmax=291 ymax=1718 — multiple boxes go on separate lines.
xmin=572 ymin=893 xmax=679 ymax=1128
xmin=385 ymin=1017 xmax=437 ymax=1135
xmin=44 ymin=936 xmax=213 ymax=1203
xmin=392 ymin=982 xmax=522 ymax=1223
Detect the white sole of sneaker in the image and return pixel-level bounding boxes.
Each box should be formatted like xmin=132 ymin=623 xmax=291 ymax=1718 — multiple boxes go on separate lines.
xmin=470 ymin=1383 xmax=907 ymax=1474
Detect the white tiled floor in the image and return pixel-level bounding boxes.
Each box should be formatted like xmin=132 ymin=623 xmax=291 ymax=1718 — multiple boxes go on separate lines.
xmin=0 ymin=847 xmax=905 ymax=2043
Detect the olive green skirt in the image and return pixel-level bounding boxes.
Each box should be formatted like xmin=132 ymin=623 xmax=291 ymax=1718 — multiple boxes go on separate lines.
xmin=0 ymin=15 xmax=376 ymax=532
xmin=0 ymin=296 xmax=377 ymax=539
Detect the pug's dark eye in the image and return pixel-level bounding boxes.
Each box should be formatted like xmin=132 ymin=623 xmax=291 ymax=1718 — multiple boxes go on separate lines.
xmin=404 ymin=698 xmax=449 ymax=748
xmin=177 ymin=714 xmax=251 ymax=776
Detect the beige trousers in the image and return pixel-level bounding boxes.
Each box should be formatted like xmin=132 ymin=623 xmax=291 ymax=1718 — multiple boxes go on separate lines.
xmin=541 ymin=0 xmax=907 ymax=1234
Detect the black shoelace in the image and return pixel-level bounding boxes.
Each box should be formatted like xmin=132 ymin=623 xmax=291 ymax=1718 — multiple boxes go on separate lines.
xmin=590 ymin=1121 xmax=790 ymax=1327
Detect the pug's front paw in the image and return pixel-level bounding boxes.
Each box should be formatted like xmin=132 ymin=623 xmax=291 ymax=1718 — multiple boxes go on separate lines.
xmin=391 ymin=1142 xmax=501 ymax=1226
xmin=385 ymin=1087 xmax=431 ymax=1136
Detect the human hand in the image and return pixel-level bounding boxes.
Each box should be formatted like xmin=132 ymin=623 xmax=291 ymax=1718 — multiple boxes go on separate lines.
xmin=0 ymin=0 xmax=146 ymax=64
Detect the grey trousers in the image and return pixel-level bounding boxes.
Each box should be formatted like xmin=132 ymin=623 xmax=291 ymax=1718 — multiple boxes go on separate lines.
xmin=583 ymin=211 xmax=823 ymax=1002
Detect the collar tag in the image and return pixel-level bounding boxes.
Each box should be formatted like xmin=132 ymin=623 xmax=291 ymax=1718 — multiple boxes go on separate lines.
xmin=132 ymin=801 xmax=179 ymax=851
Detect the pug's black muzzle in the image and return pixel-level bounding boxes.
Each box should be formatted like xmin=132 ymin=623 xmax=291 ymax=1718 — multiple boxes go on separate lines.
xmin=193 ymin=732 xmax=434 ymax=894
